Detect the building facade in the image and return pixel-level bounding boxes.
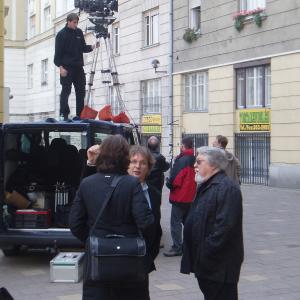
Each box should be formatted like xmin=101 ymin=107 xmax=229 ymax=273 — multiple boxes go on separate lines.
xmin=4 ymin=0 xmax=171 ymax=154
xmin=172 ymin=0 xmax=300 ymax=188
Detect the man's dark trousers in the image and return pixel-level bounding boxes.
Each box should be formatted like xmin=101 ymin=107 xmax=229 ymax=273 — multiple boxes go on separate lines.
xmin=60 ymin=66 xmax=86 ymax=118
xmin=197 ymin=278 xmax=238 ymax=300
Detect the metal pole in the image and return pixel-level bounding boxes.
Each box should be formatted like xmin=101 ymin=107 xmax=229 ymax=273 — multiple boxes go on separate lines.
xmin=168 ymin=0 xmax=174 ymax=165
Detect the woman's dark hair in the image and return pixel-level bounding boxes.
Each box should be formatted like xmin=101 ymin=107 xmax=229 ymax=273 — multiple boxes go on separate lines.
xmin=96 ymin=135 xmax=130 ymax=174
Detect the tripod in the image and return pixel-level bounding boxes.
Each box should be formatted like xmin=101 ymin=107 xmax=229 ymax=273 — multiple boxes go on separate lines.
xmin=85 ymin=33 xmax=126 ymax=115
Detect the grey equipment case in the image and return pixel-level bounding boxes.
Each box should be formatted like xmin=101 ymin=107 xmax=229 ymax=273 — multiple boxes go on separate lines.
xmin=50 ymin=252 xmax=85 ymax=283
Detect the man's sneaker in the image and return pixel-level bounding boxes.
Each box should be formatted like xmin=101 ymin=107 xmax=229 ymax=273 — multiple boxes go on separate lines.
xmin=163 ymin=248 xmax=182 ymax=257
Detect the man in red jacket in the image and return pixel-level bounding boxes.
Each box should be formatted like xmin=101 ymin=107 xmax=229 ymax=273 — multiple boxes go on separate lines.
xmin=164 ymin=137 xmax=196 ymax=257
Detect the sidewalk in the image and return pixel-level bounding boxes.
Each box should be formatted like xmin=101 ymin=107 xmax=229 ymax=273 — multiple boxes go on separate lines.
xmin=1 ymin=184 xmax=300 ymax=300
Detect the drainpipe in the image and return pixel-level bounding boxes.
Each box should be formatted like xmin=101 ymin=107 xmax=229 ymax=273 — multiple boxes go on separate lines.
xmin=168 ymin=0 xmax=174 ymax=165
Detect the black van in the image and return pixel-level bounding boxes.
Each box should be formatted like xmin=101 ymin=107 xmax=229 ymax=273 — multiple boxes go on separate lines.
xmin=0 ymin=119 xmax=140 ymax=256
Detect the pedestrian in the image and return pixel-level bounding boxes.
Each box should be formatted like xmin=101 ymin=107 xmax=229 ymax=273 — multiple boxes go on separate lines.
xmin=85 ymin=144 xmax=162 ymax=259
xmin=164 ymin=136 xmax=196 ymax=257
xmin=181 ymin=146 xmax=244 ymax=300
xmin=146 ymin=136 xmax=170 ymax=195
xmin=128 ymin=145 xmax=163 ymax=260
xmin=212 ymin=135 xmax=241 ymax=184
xmin=54 ymin=13 xmax=97 ymax=121
xmin=69 ymin=135 xmax=155 ymax=300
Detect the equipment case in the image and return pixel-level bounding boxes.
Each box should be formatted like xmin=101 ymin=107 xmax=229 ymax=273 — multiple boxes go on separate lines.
xmin=50 ymin=252 xmax=85 ymax=283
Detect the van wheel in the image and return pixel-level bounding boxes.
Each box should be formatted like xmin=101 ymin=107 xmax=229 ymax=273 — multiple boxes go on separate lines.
xmin=2 ymin=246 xmax=20 ymax=256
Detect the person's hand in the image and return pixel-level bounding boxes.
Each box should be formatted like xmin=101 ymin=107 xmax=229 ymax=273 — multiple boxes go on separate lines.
xmin=87 ymin=144 xmax=101 ymax=165
xmin=92 ymin=42 xmax=100 ymax=50
xmin=59 ymin=66 xmax=68 ymax=77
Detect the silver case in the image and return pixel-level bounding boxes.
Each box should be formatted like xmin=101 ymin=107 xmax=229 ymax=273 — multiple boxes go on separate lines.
xmin=50 ymin=252 xmax=85 ymax=283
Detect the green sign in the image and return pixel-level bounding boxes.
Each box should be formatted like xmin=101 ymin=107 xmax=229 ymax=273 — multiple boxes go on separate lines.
xmin=240 ymin=109 xmax=270 ymax=131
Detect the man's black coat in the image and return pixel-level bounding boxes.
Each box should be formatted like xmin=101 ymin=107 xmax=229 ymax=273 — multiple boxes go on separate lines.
xmin=181 ymin=171 xmax=244 ymax=283
xmin=147 ymin=150 xmax=170 ymax=193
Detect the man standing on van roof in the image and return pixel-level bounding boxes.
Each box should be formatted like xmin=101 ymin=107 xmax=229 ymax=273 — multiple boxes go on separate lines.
xmin=54 ymin=13 xmax=97 ymax=121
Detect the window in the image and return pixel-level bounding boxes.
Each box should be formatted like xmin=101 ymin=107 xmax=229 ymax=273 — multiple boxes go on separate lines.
xmin=190 ymin=6 xmax=201 ymax=32
xmin=236 ymin=65 xmax=271 ymax=108
xmin=42 ymin=4 xmax=51 ymax=31
xmin=28 ymin=0 xmax=35 ymax=15
xmin=240 ymin=0 xmax=266 ymax=11
xmin=184 ymin=72 xmax=208 ymax=112
xmin=108 ymin=86 xmax=123 ymax=115
xmin=143 ymin=9 xmax=159 ymax=47
xmin=29 ymin=14 xmax=36 ymax=38
xmin=27 ymin=64 xmax=33 ymax=89
xmin=141 ymin=79 xmax=161 ymax=114
xmin=41 ymin=59 xmax=48 ymax=86
xmin=112 ymin=24 xmax=120 ymax=55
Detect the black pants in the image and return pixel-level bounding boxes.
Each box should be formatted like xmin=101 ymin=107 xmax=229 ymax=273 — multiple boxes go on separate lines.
xmin=60 ymin=66 xmax=86 ymax=117
xmin=82 ymin=277 xmax=150 ymax=300
xmin=197 ymin=278 xmax=238 ymax=300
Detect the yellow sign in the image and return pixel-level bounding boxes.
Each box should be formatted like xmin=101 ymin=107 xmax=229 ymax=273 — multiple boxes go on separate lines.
xmin=240 ymin=109 xmax=270 ymax=132
xmin=142 ymin=114 xmax=162 ymax=125
xmin=142 ymin=114 xmax=162 ymax=134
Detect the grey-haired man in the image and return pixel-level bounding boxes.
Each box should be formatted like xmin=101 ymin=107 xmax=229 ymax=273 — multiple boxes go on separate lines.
xmin=181 ymin=146 xmax=244 ymax=300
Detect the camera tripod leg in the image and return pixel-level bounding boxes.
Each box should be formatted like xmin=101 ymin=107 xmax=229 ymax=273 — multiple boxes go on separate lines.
xmin=86 ymin=37 xmax=101 ymax=107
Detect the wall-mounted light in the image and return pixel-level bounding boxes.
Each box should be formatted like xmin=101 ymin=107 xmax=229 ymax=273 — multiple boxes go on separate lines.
xmin=151 ymin=59 xmax=167 ymax=74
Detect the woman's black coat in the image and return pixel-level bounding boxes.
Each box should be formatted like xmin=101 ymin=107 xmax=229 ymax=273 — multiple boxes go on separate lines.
xmin=181 ymin=171 xmax=244 ymax=283
xmin=147 ymin=184 xmax=163 ymax=260
xmin=69 ymin=172 xmax=155 ymax=272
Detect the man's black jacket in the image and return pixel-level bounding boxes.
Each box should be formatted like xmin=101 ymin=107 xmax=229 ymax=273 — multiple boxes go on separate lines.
xmin=54 ymin=26 xmax=93 ymax=68
xmin=147 ymin=150 xmax=170 ymax=193
xmin=181 ymin=171 xmax=244 ymax=283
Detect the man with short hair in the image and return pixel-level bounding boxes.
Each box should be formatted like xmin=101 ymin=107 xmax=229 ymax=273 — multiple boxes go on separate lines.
xmin=54 ymin=13 xmax=97 ymax=121
xmin=164 ymin=137 xmax=196 ymax=257
xmin=213 ymin=135 xmax=241 ymax=184
xmin=181 ymin=146 xmax=244 ymax=300
xmin=147 ymin=136 xmax=170 ymax=195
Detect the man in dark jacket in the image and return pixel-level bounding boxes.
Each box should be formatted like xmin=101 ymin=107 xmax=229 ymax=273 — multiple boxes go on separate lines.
xmin=147 ymin=136 xmax=170 ymax=194
xmin=164 ymin=137 xmax=196 ymax=257
xmin=54 ymin=13 xmax=96 ymax=121
xmin=181 ymin=146 xmax=244 ymax=300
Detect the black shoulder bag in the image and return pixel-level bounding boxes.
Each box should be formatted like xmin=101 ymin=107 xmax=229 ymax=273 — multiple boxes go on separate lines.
xmin=85 ymin=175 xmax=147 ymax=283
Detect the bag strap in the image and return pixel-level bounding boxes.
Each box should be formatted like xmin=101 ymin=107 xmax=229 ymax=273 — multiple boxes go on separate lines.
xmin=90 ymin=175 xmax=124 ymax=234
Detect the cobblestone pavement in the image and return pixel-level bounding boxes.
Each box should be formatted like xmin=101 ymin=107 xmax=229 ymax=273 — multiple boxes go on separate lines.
xmin=1 ymin=185 xmax=300 ymax=300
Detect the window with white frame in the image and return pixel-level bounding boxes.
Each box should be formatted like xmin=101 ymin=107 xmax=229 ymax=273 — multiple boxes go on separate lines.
xmin=27 ymin=64 xmax=33 ymax=89
xmin=143 ymin=9 xmax=159 ymax=47
xmin=240 ymin=0 xmax=266 ymax=11
xmin=184 ymin=72 xmax=208 ymax=112
xmin=190 ymin=6 xmax=201 ymax=32
xmin=29 ymin=14 xmax=36 ymax=38
xmin=141 ymin=79 xmax=161 ymax=114
xmin=112 ymin=23 xmax=120 ymax=55
xmin=108 ymin=86 xmax=123 ymax=115
xmin=42 ymin=2 xmax=51 ymax=32
xmin=236 ymin=64 xmax=271 ymax=108
xmin=28 ymin=0 xmax=35 ymax=15
xmin=41 ymin=59 xmax=48 ymax=86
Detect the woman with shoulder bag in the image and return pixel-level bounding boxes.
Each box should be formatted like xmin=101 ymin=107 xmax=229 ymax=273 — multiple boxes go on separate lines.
xmin=69 ymin=135 xmax=155 ymax=300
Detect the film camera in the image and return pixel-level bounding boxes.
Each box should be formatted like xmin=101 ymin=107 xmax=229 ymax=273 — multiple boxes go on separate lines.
xmin=74 ymin=0 xmax=118 ymax=14
xmin=74 ymin=0 xmax=118 ymax=38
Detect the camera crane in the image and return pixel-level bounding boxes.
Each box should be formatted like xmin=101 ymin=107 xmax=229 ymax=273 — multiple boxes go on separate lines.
xmin=75 ymin=0 xmax=131 ymax=120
